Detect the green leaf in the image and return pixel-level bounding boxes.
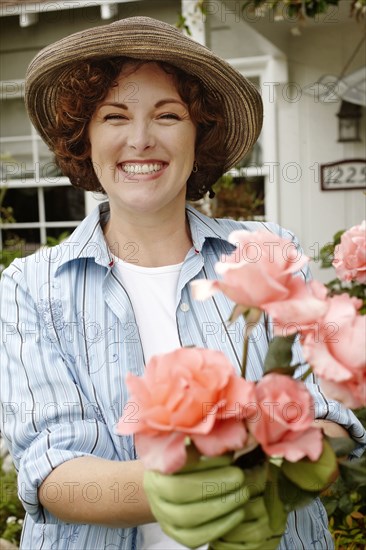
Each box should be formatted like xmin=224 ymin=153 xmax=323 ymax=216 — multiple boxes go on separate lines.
xmin=264 ymin=462 xmax=288 ymax=532
xmin=265 ymin=365 xmax=298 ymax=376
xmin=322 ymin=498 xmax=338 ymax=516
xmin=332 ymin=229 xmax=345 ymax=245
xmin=175 ymin=13 xmax=191 ymax=35
xmin=277 ymin=470 xmax=317 ymax=512
xmin=282 ymin=439 xmax=338 ymax=492
xmin=338 ymin=456 xmax=366 ymax=488
xmin=339 ymin=494 xmax=354 ymax=515
xmin=264 ymin=335 xmax=297 ymax=374
xmin=46 ymin=231 xmax=70 ymax=247
xmin=319 ymin=243 xmax=335 ymax=268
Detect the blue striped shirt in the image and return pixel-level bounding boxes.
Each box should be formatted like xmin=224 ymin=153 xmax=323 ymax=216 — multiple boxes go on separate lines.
xmin=1 ymin=202 xmax=365 ymax=550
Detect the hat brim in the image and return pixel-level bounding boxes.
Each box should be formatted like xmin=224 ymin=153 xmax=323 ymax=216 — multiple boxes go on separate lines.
xmin=25 ymin=16 xmax=263 ymax=172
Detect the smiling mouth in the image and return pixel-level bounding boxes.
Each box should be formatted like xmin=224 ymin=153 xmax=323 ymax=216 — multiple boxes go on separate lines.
xmin=120 ymin=162 xmax=166 ymax=175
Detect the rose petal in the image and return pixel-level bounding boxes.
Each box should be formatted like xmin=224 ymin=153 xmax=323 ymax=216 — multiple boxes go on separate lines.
xmin=135 ymin=432 xmax=187 ymax=474
xmin=263 ymin=427 xmax=323 ymax=462
xmin=319 ymin=378 xmax=366 ymax=409
xmin=190 ymin=279 xmax=219 ymax=301
xmin=192 ymin=418 xmax=248 ymax=456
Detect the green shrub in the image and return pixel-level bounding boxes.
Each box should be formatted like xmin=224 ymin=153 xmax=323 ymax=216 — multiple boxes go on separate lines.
xmin=0 ymin=458 xmax=25 ymax=546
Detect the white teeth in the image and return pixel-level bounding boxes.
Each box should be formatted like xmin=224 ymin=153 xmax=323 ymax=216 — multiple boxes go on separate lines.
xmin=122 ymin=163 xmax=163 ymax=174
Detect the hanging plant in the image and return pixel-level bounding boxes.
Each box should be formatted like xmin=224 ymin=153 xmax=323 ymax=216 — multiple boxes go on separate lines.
xmin=242 ymin=0 xmax=365 ymax=21
xmin=177 ymin=1 xmax=365 ymax=36
xmin=175 ymin=0 xmax=207 ymax=34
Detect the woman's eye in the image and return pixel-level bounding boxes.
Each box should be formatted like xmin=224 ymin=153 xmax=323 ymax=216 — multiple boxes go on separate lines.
xmin=104 ymin=114 xmax=127 ymax=121
xmin=158 ymin=113 xmax=181 ymax=120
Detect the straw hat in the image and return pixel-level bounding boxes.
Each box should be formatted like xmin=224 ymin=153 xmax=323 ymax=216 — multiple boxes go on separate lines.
xmin=25 ymin=16 xmax=263 ymax=178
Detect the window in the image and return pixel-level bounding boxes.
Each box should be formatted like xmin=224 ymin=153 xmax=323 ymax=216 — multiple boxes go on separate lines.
xmin=0 ymin=80 xmax=86 ymax=254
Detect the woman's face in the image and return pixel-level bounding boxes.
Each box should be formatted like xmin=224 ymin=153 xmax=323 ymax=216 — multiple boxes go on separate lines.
xmin=88 ymin=62 xmax=196 ymax=217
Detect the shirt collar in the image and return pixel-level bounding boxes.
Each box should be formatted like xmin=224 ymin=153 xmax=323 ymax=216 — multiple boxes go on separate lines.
xmin=55 ymin=201 xmax=113 ymax=274
xmin=185 ymin=203 xmax=234 ymax=252
xmin=55 ymin=201 xmax=232 ymax=274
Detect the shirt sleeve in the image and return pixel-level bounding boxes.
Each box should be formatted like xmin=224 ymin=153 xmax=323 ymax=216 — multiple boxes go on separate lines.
xmin=0 ymin=261 xmax=120 ymax=524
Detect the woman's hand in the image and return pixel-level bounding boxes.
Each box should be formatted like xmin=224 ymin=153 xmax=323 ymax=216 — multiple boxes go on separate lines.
xmin=144 ymin=455 xmax=246 ymax=547
xmin=209 ymin=464 xmax=285 ymax=550
xmin=143 ymin=457 xmax=276 ymax=549
xmin=209 ymin=496 xmax=283 ymax=550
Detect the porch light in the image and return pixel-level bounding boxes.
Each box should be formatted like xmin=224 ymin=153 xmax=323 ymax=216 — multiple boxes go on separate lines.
xmin=337 ymin=100 xmax=362 ymax=142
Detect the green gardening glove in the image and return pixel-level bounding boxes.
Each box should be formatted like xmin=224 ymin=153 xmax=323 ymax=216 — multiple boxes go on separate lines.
xmin=209 ymin=496 xmax=284 ymax=550
xmin=144 ymin=455 xmax=254 ymax=549
xmin=209 ymin=466 xmax=286 ymax=550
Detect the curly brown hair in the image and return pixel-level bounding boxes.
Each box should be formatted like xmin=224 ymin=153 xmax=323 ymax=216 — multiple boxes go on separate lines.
xmin=48 ymin=57 xmax=227 ymax=200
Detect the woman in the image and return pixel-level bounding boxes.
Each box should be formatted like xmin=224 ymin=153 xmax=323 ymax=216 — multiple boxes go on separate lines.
xmin=1 ymin=16 xmax=364 ymax=550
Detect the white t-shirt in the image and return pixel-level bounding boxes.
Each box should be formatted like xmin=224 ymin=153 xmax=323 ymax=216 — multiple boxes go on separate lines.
xmin=114 ymin=258 xmax=182 ymax=364
xmin=115 ymin=258 xmax=207 ymax=550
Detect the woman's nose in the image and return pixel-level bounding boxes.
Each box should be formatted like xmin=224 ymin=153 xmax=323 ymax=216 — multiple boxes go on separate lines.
xmin=126 ymin=120 xmax=155 ymax=151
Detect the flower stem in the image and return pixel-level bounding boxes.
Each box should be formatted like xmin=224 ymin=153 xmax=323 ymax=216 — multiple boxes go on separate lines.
xmin=300 ymin=366 xmax=313 ymax=381
xmin=241 ymin=334 xmax=249 ymax=379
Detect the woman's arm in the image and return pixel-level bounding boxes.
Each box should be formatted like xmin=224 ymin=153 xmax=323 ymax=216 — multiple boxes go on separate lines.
xmin=39 ymin=456 xmax=154 ymax=527
xmin=315 ymin=419 xmax=350 ymax=438
xmin=0 ymin=260 xmax=146 ymax=526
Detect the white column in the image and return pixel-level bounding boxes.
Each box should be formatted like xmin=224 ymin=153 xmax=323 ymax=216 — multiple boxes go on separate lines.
xmin=227 ymin=56 xmax=288 ymax=223
xmin=261 ymin=56 xmax=288 ymax=223
xmin=100 ymin=3 xmax=118 ymax=20
xmin=19 ymin=12 xmax=38 ymax=27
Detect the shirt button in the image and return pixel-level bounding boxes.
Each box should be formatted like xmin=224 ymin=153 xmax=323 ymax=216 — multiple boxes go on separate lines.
xmin=180 ymin=303 xmax=190 ymax=312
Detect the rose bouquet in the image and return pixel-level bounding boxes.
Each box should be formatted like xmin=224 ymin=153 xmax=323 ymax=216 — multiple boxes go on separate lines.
xmin=117 ymin=221 xmax=366 ymax=549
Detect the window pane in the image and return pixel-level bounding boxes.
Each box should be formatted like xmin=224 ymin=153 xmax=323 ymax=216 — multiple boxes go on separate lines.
xmin=46 ymin=227 xmax=76 ymax=244
xmin=0 ymin=97 xmax=29 ymax=137
xmin=2 ymin=227 xmax=40 ymax=252
xmin=2 ymin=187 xmax=39 ymax=222
xmin=213 ymin=176 xmax=265 ymax=220
xmin=0 ymin=138 xmax=34 ymax=180
xmin=0 ymin=139 xmax=58 ymax=182
xmin=44 ymin=186 xmax=85 ymax=222
xmin=38 ymin=140 xmax=62 ymax=181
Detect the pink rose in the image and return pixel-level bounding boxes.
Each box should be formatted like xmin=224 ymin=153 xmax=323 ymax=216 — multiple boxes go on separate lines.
xmin=319 ymin=375 xmax=366 ymax=411
xmin=116 ymin=348 xmax=256 ymax=473
xmin=302 ymin=293 xmax=366 ymax=408
xmin=191 ymin=230 xmax=326 ymax=330
xmin=264 ymin=279 xmax=329 ymax=336
xmin=333 ymin=220 xmax=366 ymax=283
xmin=247 ymin=373 xmax=323 ymax=462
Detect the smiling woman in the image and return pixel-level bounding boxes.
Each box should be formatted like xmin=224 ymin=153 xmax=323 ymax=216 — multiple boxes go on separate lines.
xmin=49 ymin=58 xmax=226 ymax=201
xmin=0 ymin=15 xmax=364 ymax=550
xmin=88 ymin=63 xmax=196 ymax=225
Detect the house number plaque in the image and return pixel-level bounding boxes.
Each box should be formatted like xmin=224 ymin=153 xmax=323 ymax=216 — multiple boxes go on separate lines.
xmin=320 ymin=159 xmax=366 ymax=191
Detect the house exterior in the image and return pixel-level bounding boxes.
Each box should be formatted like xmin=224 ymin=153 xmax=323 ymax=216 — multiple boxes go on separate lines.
xmin=1 ymin=0 xmax=365 ymax=281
